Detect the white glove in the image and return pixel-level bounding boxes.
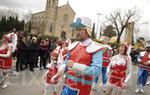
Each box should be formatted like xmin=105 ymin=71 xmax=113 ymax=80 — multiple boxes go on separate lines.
xmin=46 ymin=63 xmax=52 ymax=68
xmin=148 ymin=61 xmax=150 ymax=64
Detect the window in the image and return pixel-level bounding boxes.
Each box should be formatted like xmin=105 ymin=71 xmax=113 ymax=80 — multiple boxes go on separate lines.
xmin=63 ymin=14 xmax=68 ymax=21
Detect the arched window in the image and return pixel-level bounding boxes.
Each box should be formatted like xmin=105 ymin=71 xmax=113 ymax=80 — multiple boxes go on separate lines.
xmin=49 ymin=23 xmax=53 ymax=32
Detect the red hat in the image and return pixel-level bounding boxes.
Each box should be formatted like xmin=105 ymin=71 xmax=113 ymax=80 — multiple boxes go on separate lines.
xmin=3 ymin=35 xmax=11 ymax=43
xmin=50 ymin=47 xmax=60 ymax=57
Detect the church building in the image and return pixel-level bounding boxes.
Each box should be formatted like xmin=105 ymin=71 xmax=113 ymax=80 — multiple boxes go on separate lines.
xmin=30 ymin=0 xmax=76 ymax=39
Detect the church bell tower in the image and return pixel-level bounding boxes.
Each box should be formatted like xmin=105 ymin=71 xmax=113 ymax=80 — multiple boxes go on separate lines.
xmin=45 ymin=0 xmax=59 ymax=34
xmin=46 ymin=0 xmax=58 ymax=11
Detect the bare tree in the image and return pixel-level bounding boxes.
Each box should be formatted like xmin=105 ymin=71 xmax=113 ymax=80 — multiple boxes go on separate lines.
xmin=106 ymin=8 xmax=140 ymax=43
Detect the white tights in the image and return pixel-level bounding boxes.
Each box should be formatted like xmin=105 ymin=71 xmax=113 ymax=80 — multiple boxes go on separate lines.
xmin=43 ymin=82 xmax=57 ymax=95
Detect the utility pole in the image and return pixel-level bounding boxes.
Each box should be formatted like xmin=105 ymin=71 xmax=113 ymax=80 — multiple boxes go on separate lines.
xmin=96 ymin=13 xmax=101 ymax=38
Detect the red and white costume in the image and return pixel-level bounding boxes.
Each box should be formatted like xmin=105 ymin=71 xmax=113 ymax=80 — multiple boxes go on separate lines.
xmin=5 ymin=32 xmax=17 ymax=52
xmin=138 ymin=51 xmax=150 ymax=72
xmin=45 ymin=61 xmax=59 ymax=84
xmin=43 ymin=49 xmax=61 ymax=95
xmin=43 ymin=61 xmax=59 ymax=95
xmin=0 ymin=44 xmax=13 ymax=70
xmin=0 ymin=35 xmax=13 ymax=89
xmin=107 ymin=54 xmax=132 ymax=88
xmin=102 ymin=45 xmax=112 ymax=67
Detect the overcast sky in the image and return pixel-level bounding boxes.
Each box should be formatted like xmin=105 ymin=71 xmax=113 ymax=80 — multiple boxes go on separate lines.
xmin=0 ymin=0 xmax=149 ymax=39
xmin=0 ymin=0 xmax=149 ymax=21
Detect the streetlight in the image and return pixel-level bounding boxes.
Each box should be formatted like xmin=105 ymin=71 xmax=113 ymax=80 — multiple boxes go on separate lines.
xmin=96 ymin=13 xmax=102 ymax=38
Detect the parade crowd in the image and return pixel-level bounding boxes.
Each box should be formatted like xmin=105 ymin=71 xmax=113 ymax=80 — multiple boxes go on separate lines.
xmin=0 ymin=16 xmax=150 ymax=95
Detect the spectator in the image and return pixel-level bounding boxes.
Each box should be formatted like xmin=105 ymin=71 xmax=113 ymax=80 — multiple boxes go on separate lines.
xmin=16 ymin=37 xmax=27 ymax=72
xmin=28 ymin=37 xmax=40 ymax=72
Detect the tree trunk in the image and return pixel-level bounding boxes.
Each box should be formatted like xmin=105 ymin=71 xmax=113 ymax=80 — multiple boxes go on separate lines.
xmin=117 ymin=34 xmax=121 ymax=43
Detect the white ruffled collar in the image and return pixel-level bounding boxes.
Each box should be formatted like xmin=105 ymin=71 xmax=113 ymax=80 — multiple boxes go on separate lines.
xmin=111 ymin=54 xmax=127 ymax=66
xmin=79 ymin=38 xmax=92 ymax=46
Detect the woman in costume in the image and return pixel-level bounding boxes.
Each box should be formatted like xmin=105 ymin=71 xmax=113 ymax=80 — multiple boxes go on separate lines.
xmin=105 ymin=43 xmax=132 ymax=95
xmin=0 ymin=35 xmax=13 ymax=88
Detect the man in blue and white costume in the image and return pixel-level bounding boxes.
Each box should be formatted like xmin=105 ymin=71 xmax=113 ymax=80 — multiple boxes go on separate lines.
xmin=51 ymin=16 xmax=104 ymax=95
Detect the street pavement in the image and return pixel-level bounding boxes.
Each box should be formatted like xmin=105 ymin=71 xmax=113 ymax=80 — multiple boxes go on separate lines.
xmin=0 ymin=65 xmax=150 ymax=95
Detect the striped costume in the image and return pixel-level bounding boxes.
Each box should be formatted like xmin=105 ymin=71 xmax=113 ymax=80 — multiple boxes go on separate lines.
xmin=61 ymin=38 xmax=103 ymax=95
xmin=137 ymin=51 xmax=150 ymax=87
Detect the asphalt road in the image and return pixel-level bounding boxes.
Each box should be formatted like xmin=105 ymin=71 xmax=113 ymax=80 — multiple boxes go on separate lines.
xmin=0 ymin=65 xmax=150 ymax=95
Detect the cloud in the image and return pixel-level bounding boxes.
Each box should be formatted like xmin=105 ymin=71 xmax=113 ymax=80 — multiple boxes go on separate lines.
xmin=0 ymin=0 xmax=46 ymax=13
xmin=0 ymin=0 xmax=23 ymax=8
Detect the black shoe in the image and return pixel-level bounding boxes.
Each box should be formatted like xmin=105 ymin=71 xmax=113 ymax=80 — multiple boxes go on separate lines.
xmin=44 ymin=67 xmax=48 ymax=69
xmin=35 ymin=66 xmax=39 ymax=68
xmin=16 ymin=69 xmax=19 ymax=72
xmin=30 ymin=69 xmax=34 ymax=72
xmin=20 ymin=69 xmax=24 ymax=71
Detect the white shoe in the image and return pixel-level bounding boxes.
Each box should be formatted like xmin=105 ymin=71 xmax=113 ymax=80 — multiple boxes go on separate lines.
xmin=103 ymin=86 xmax=107 ymax=92
xmin=6 ymin=82 xmax=10 ymax=85
xmin=140 ymin=89 xmax=144 ymax=93
xmin=92 ymin=83 xmax=97 ymax=90
xmin=63 ymin=74 xmax=66 ymax=78
xmin=146 ymin=81 xmax=150 ymax=85
xmin=135 ymin=88 xmax=140 ymax=93
xmin=2 ymin=83 xmax=8 ymax=89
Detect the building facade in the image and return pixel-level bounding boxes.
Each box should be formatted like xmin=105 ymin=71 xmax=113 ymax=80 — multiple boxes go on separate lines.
xmin=30 ymin=0 xmax=76 ymax=39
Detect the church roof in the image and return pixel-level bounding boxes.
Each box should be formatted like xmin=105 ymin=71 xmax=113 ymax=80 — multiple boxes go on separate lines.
xmin=32 ymin=11 xmax=45 ymax=15
xmin=58 ymin=3 xmax=75 ymax=14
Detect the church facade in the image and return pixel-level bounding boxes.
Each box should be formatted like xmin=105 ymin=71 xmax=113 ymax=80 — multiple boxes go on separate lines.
xmin=30 ymin=0 xmax=76 ymax=39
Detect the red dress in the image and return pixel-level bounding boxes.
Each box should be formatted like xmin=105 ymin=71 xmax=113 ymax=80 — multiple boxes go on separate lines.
xmin=109 ymin=55 xmax=129 ymax=88
xmin=46 ymin=64 xmax=59 ymax=84
xmin=0 ymin=48 xmax=12 ymax=69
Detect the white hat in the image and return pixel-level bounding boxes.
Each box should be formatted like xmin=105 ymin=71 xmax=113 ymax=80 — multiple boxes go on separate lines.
xmin=70 ymin=16 xmax=92 ymax=36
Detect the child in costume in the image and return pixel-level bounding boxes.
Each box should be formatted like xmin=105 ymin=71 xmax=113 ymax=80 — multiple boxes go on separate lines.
xmin=92 ymin=36 xmax=112 ymax=91
xmin=135 ymin=41 xmax=150 ymax=93
xmin=42 ymin=49 xmax=60 ymax=95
